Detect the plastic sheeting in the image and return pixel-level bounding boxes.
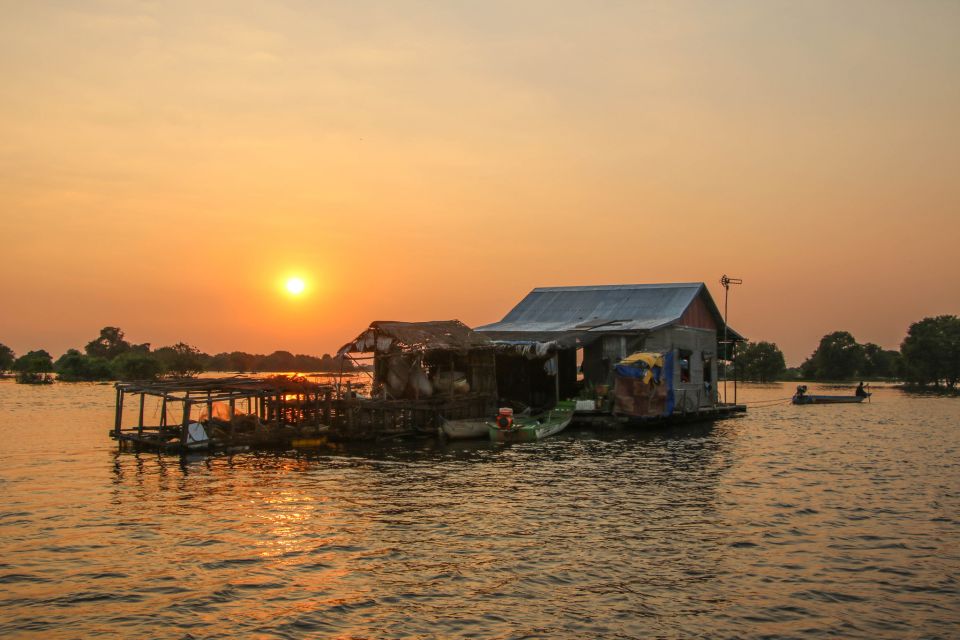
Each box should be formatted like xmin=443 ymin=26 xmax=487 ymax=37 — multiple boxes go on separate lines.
xmin=614 ymin=352 xmax=664 ymax=386
xmin=613 ymin=351 xmax=675 ymax=417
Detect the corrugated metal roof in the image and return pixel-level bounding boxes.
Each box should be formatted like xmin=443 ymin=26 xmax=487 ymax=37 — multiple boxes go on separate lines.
xmin=476 ymin=283 xmax=736 ymax=336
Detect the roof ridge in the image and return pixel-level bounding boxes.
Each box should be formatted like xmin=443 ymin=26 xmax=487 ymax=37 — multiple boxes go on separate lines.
xmin=531 ymin=282 xmax=703 ymax=292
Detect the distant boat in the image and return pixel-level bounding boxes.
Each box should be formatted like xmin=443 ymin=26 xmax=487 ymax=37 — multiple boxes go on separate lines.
xmin=792 ymin=385 xmax=871 ymax=405
xmin=488 ymin=401 xmax=575 ymax=443
xmin=439 ymin=416 xmax=490 ymax=440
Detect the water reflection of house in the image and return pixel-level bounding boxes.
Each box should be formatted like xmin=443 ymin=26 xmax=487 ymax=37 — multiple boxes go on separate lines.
xmin=476 ymin=283 xmax=744 ymax=414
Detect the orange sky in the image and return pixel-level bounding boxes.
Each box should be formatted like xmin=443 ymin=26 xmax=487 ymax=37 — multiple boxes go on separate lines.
xmin=2 ymin=1 xmax=958 ymax=366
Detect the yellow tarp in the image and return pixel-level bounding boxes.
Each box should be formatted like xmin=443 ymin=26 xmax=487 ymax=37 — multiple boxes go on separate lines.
xmin=619 ymin=352 xmax=663 ymax=369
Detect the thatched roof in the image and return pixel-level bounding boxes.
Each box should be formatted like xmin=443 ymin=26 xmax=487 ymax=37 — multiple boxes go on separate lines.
xmin=337 ymin=320 xmax=492 ymax=355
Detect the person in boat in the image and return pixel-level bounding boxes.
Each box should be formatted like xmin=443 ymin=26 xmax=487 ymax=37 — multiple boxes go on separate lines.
xmin=795 ymin=384 xmax=807 ymax=399
xmin=855 ymin=381 xmax=868 ymax=397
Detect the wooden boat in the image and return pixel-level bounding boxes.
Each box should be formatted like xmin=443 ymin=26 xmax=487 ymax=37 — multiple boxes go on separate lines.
xmin=440 ymin=416 xmax=490 ymax=440
xmin=792 ymin=394 xmax=870 ymax=405
xmin=488 ymin=401 xmax=575 ymax=443
xmin=792 ymin=385 xmax=871 ymax=405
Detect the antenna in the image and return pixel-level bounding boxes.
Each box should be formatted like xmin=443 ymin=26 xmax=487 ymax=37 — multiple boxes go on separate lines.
xmin=720 ymin=274 xmax=742 ymax=404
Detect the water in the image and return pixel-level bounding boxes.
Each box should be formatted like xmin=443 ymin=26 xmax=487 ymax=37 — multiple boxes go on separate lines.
xmin=1 ymin=380 xmax=958 ymax=639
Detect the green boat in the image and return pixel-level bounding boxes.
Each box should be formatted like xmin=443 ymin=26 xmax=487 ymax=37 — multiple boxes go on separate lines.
xmin=488 ymin=401 xmax=575 ymax=443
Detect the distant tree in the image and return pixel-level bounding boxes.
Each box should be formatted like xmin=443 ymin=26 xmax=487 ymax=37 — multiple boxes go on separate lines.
xmin=85 ymin=327 xmax=132 ymax=360
xmin=230 ymin=351 xmax=259 ymax=372
xmin=55 ymin=349 xmax=113 ymax=381
xmin=802 ymin=331 xmax=864 ymax=380
xmin=860 ymin=343 xmax=901 ymax=379
xmin=206 ymin=352 xmax=232 ymax=372
xmin=0 ymin=343 xmax=14 ymax=372
xmin=734 ymin=341 xmax=787 ymax=382
xmin=12 ymin=349 xmax=54 ymax=384
xmin=780 ymin=367 xmax=803 ymax=381
xmin=259 ymin=350 xmax=297 ymax=371
xmin=900 ymin=315 xmax=960 ymax=389
xmin=154 ymin=342 xmax=204 ymax=377
xmin=112 ymin=351 xmax=164 ymax=381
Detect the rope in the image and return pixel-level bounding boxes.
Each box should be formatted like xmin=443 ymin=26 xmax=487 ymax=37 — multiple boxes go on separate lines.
xmin=739 ymin=396 xmax=794 ymax=407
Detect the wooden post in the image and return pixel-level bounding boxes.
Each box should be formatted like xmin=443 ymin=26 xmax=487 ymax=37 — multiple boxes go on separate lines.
xmin=114 ymin=387 xmax=122 ymax=436
xmin=137 ymin=393 xmax=145 ymax=439
xmin=181 ymin=400 xmax=192 ymax=452
xmin=114 ymin=386 xmax=123 ymax=449
xmin=553 ymin=353 xmax=560 ymax=405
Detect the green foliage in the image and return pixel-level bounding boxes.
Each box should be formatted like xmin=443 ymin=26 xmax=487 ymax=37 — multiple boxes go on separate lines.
xmin=55 ymin=349 xmax=114 ymax=381
xmin=900 ymin=315 xmax=960 ymax=389
xmin=85 ymin=326 xmax=142 ymax=360
xmin=12 ymin=349 xmax=54 ymax=384
xmin=860 ymin=343 xmax=901 ymax=379
xmin=801 ymin=331 xmax=864 ymax=381
xmin=13 ymin=349 xmax=53 ymax=373
xmin=112 ymin=351 xmax=165 ymax=381
xmin=0 ymin=343 xmax=14 ymax=372
xmin=734 ymin=341 xmax=786 ymax=382
xmin=154 ymin=342 xmax=204 ymax=378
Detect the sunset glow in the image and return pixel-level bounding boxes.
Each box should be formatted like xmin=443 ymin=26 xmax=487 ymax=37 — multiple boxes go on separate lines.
xmin=285 ymin=278 xmax=306 ymax=297
xmin=0 ymin=2 xmax=957 ymax=365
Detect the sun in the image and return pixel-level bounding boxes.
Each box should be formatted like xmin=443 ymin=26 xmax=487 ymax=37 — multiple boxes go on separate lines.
xmin=285 ymin=277 xmax=306 ymax=296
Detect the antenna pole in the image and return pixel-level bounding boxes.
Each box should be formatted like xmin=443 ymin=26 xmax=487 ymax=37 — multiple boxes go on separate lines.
xmin=719 ymin=274 xmax=742 ymax=404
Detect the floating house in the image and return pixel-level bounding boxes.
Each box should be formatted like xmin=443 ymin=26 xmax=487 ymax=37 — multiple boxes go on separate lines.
xmin=476 ymin=283 xmax=745 ymax=417
xmin=109 ymin=287 xmax=747 ymax=453
xmin=336 ymin=320 xmax=497 ymax=427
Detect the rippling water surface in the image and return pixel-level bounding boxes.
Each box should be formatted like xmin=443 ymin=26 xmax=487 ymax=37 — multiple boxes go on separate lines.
xmin=1 ymin=380 xmax=958 ymax=638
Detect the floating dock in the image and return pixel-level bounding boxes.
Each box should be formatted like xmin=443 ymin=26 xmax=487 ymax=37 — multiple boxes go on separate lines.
xmin=571 ymin=401 xmax=747 ymax=429
xmin=110 ymin=375 xmax=493 ymax=453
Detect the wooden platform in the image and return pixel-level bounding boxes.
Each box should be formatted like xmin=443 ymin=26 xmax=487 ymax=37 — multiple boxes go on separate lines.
xmin=110 ymin=375 xmax=494 ymax=453
xmin=571 ymin=402 xmax=747 ymax=429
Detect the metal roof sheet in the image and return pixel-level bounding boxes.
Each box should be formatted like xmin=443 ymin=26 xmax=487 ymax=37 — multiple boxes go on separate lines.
xmin=476 ymin=283 xmax=736 ymax=336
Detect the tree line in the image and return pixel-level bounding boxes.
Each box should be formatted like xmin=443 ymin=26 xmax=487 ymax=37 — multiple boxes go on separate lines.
xmin=0 ymin=326 xmax=356 ymax=383
xmin=732 ymin=315 xmax=959 ymax=389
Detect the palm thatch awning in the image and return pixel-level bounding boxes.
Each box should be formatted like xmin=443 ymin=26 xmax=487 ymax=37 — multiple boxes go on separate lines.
xmin=337 ymin=320 xmax=493 ymax=356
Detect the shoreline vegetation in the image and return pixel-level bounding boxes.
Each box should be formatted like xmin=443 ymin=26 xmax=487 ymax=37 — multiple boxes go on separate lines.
xmin=0 ymin=327 xmax=358 ymax=385
xmin=725 ymin=314 xmax=959 ymax=391
xmin=1 ymin=314 xmax=957 ymax=391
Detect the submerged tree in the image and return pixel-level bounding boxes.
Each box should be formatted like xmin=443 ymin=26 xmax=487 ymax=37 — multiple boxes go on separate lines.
xmin=85 ymin=326 xmax=131 ymax=360
xmin=860 ymin=343 xmax=902 ymax=379
xmin=0 ymin=343 xmax=14 ymax=372
xmin=735 ymin=341 xmax=787 ymax=382
xmin=155 ymin=342 xmax=204 ymax=378
xmin=112 ymin=351 xmax=164 ymax=381
xmin=55 ymin=349 xmax=114 ymax=381
xmin=801 ymin=331 xmax=863 ymax=380
xmin=12 ymin=349 xmax=54 ymax=384
xmin=900 ymin=315 xmax=960 ymax=389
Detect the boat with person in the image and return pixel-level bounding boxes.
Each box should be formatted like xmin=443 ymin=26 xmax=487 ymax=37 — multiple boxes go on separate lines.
xmin=488 ymin=401 xmax=575 ymax=443
xmin=792 ymin=384 xmax=871 ymax=405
